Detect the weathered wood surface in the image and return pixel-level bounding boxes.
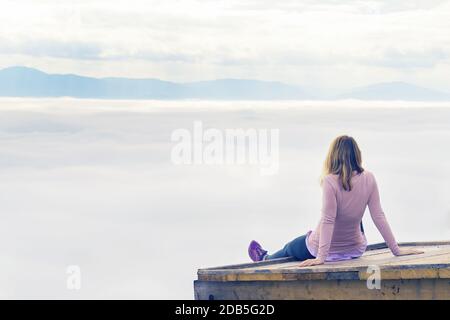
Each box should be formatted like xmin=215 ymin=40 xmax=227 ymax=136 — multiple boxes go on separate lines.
xmin=194 ymin=241 xmax=450 ymax=300
xmin=194 ymin=279 xmax=449 ymax=300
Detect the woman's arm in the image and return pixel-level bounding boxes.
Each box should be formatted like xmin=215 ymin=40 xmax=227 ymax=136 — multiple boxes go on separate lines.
xmin=316 ymin=177 xmax=338 ymax=262
xmin=299 ymin=177 xmax=337 ymax=267
xmin=368 ymin=174 xmax=401 ymax=255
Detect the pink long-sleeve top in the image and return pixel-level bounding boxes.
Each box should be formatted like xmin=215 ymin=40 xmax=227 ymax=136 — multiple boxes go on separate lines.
xmin=306 ymin=170 xmax=401 ymax=262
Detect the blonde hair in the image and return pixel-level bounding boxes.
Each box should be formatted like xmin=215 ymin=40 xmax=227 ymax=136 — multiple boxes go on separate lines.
xmin=321 ymin=135 xmax=364 ymax=191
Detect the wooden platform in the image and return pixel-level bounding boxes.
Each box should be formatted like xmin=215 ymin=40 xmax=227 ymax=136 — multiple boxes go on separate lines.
xmin=194 ymin=241 xmax=450 ymax=300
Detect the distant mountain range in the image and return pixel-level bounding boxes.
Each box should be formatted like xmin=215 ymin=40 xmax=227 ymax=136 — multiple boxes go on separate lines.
xmin=1 ymin=66 xmax=449 ymax=101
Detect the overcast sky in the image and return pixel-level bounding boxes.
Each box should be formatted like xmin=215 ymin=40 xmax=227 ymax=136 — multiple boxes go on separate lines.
xmin=1 ymin=0 xmax=450 ymax=91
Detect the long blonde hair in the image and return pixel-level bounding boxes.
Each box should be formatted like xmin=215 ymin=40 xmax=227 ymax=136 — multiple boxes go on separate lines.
xmin=321 ymin=135 xmax=364 ymax=191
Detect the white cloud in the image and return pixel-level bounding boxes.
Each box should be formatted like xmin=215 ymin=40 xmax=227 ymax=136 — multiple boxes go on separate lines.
xmin=0 ymin=98 xmax=449 ymax=298
xmin=0 ymin=0 xmax=450 ymax=90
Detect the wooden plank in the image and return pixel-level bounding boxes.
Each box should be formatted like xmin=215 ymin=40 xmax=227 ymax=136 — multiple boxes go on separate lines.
xmin=194 ymin=278 xmax=450 ymax=300
xmin=366 ymin=242 xmax=388 ymax=251
xmin=397 ymin=241 xmax=450 ymax=247
xmin=199 ymin=243 xmax=450 ymax=274
xmin=366 ymin=241 xmax=450 ymax=251
xmin=198 ymin=242 xmax=450 ymax=274
xmin=198 ymin=246 xmax=450 ymax=281
xmin=198 ymin=272 xmax=329 ymax=282
xmin=198 ymin=257 xmax=294 ymax=271
xmin=383 ymin=252 xmax=450 ymax=267
xmin=359 ymin=267 xmax=450 ymax=280
xmin=199 ymin=247 xmax=447 ymax=275
xmin=440 ymin=268 xmax=450 ymax=278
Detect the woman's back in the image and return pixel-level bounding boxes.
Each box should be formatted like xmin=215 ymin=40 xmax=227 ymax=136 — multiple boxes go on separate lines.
xmin=306 ymin=170 xmax=401 ymax=262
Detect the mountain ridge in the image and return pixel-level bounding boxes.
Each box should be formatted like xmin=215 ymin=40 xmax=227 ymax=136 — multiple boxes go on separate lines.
xmin=1 ymin=66 xmax=449 ymax=101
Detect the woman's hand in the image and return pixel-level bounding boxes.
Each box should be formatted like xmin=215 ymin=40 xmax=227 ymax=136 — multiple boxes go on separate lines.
xmin=299 ymin=258 xmax=324 ymax=267
xmin=395 ymin=248 xmax=424 ymax=256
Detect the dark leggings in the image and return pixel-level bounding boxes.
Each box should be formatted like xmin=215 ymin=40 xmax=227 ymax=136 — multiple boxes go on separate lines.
xmin=267 ymin=222 xmax=365 ymax=261
xmin=266 ymin=234 xmax=315 ymax=261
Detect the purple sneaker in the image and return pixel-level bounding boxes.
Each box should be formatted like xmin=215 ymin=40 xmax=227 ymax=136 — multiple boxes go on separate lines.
xmin=248 ymin=240 xmax=268 ymax=262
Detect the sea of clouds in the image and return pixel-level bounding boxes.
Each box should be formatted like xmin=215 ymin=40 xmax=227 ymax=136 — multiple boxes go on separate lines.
xmin=0 ymin=98 xmax=449 ymax=299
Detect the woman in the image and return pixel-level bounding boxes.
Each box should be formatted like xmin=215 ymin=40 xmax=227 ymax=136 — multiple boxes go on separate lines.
xmin=248 ymin=135 xmax=422 ymax=267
